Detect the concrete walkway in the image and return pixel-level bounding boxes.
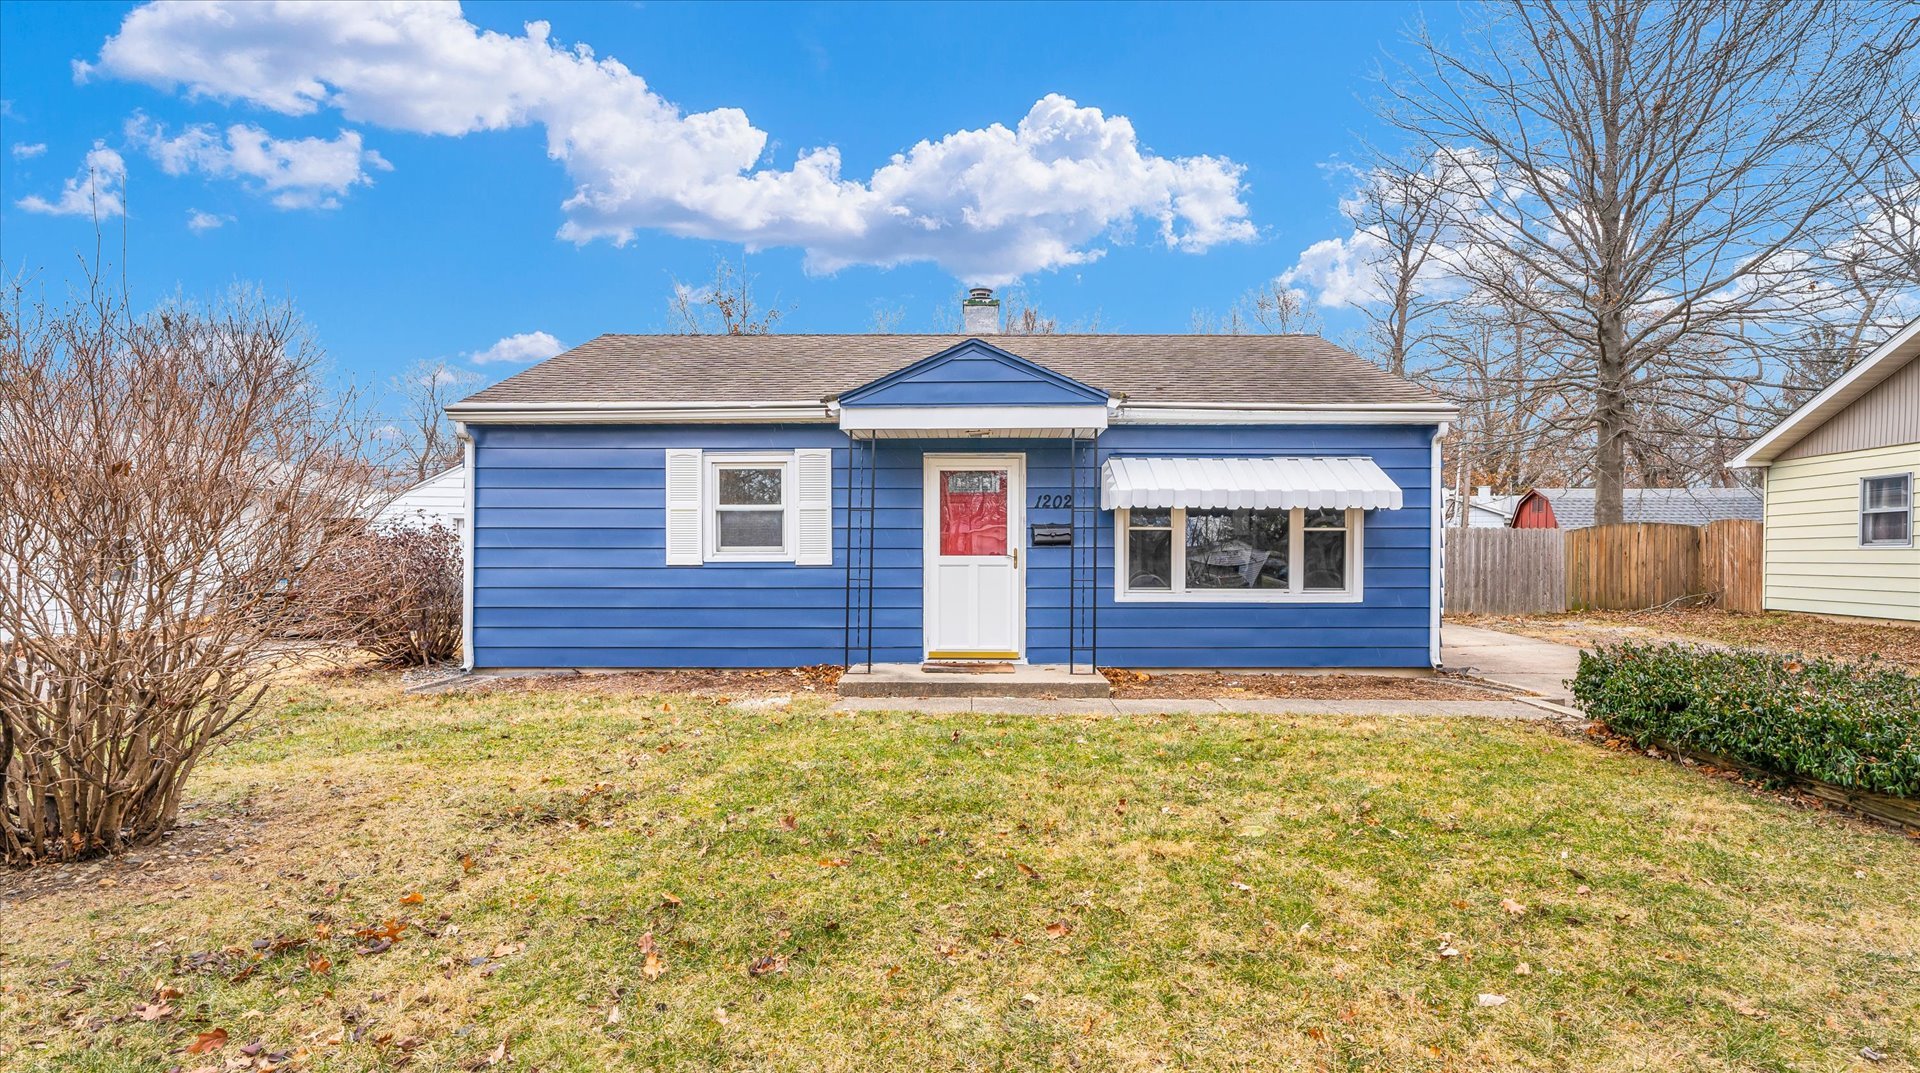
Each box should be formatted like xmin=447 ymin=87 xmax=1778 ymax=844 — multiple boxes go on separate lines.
xmin=835 ymin=697 xmax=1548 ymax=718
xmin=1442 ymin=624 xmax=1585 ymax=703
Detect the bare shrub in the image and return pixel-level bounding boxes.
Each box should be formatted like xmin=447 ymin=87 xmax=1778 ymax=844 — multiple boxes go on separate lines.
xmin=0 ymin=280 xmax=376 ymax=864
xmin=296 ymin=524 xmax=462 ymax=667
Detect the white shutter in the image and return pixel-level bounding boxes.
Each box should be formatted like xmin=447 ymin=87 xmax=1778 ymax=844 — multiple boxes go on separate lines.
xmin=664 ymin=449 xmax=703 ymax=565
xmin=794 ymin=448 xmax=834 ymax=566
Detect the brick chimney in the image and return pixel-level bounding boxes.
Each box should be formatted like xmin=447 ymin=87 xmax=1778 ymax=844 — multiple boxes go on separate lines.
xmin=962 ymin=287 xmax=1000 ymax=334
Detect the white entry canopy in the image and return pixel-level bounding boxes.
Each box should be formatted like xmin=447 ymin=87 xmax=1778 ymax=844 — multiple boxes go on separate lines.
xmin=1101 ymin=456 xmax=1404 ymax=512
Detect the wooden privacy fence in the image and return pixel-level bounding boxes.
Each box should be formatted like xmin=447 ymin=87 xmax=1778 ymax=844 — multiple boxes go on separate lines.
xmin=1445 ymin=519 xmax=1762 ymax=614
xmin=1698 ymin=519 xmax=1763 ymax=613
xmin=1444 ymin=528 xmax=1566 ymax=614
xmin=1566 ymin=523 xmax=1699 ymax=610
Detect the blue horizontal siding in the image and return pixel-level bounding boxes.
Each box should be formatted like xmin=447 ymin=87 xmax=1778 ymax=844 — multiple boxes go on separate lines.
xmin=467 ymin=422 xmax=1437 ymax=670
xmin=838 ymin=341 xmax=1107 ymax=407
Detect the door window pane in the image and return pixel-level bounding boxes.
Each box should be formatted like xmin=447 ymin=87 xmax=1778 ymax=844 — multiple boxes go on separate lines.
xmin=1184 ymin=509 xmax=1288 ymax=589
xmin=940 ymin=469 xmax=1008 ymax=555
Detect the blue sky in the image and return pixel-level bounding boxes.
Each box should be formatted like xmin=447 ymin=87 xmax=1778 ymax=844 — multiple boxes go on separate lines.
xmin=1 ymin=1 xmax=1447 ymax=412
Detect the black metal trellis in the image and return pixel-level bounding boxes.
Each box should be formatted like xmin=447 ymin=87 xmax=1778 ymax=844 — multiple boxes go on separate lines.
xmin=841 ymin=433 xmax=877 ymax=672
xmin=1069 ymin=431 xmax=1100 ymax=674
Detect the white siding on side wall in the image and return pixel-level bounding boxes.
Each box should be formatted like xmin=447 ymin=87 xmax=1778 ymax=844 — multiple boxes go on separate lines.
xmin=1764 ymin=442 xmax=1920 ymax=621
xmin=376 ymin=467 xmax=466 ymax=531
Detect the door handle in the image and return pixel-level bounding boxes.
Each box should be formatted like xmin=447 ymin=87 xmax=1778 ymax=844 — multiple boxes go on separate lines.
xmin=1011 ymin=547 xmax=1019 ymax=568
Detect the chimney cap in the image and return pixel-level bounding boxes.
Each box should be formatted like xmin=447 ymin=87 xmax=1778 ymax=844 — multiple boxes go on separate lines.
xmin=964 ymin=286 xmax=998 ymax=305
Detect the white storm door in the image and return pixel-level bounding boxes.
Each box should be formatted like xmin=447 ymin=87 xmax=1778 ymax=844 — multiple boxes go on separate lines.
xmin=923 ymin=454 xmax=1025 ymax=660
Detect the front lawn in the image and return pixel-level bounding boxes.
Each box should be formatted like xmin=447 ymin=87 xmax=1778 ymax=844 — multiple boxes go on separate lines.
xmin=3 ymin=675 xmax=1915 ymax=1072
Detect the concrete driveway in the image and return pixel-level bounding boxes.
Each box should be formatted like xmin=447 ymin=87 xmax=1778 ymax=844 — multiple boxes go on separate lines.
xmin=1442 ymin=624 xmax=1586 ymax=703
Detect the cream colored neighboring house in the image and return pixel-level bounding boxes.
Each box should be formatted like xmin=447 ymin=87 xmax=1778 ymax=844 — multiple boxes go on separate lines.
xmin=1732 ymin=318 xmax=1920 ymax=622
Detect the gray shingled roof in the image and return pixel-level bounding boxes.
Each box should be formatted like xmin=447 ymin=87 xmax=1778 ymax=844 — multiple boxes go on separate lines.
xmin=457 ymin=334 xmax=1448 ymax=408
xmin=1531 ymin=487 xmax=1763 ymax=530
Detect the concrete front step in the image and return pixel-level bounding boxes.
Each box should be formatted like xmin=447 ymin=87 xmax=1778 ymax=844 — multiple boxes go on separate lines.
xmin=839 ymin=662 xmax=1111 ymax=698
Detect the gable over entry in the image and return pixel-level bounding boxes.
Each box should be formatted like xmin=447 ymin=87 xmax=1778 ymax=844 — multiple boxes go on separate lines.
xmin=834 ymin=339 xmax=1109 ymax=438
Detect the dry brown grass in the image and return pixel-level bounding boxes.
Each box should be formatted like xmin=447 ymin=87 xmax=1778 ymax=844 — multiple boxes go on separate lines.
xmin=2 ymin=672 xmax=1915 ymax=1072
xmin=1455 ymin=608 xmax=1920 ymax=671
xmin=1102 ymin=669 xmax=1506 ymax=700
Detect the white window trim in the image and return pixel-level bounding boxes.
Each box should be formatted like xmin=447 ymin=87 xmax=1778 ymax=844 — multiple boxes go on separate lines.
xmin=703 ymin=453 xmax=796 ymax=562
xmin=1859 ymin=473 xmax=1914 ymax=548
xmin=1114 ymin=506 xmax=1364 ymax=603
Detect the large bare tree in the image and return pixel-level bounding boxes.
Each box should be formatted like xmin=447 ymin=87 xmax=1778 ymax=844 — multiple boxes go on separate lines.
xmin=0 ymin=278 xmax=377 ymax=862
xmin=666 ymin=255 xmax=788 ymax=335
xmin=1190 ymin=282 xmax=1322 ymax=335
xmin=1384 ymin=0 xmax=1911 ymax=524
xmin=391 ymin=358 xmax=480 ymax=484
xmin=1338 ymin=154 xmax=1459 ymax=375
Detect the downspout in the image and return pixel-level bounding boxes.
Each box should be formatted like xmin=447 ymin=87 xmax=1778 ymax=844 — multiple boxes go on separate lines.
xmin=456 ymin=421 xmax=476 ymax=671
xmin=1431 ymin=422 xmax=1448 ymax=669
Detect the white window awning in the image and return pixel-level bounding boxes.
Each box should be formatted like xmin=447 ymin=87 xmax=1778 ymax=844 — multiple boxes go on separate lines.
xmin=1101 ymin=456 xmax=1404 ymax=512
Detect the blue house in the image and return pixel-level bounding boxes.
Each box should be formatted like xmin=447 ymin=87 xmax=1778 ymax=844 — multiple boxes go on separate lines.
xmin=446 ymin=289 xmax=1455 ymax=675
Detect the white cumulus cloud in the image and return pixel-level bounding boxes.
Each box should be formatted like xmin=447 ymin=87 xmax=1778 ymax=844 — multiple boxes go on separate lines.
xmin=17 ymin=142 xmax=126 ymax=217
xmin=128 ymin=114 xmax=389 ymax=209
xmin=82 ymin=1 xmax=1253 ymax=282
xmin=468 ymin=331 xmax=565 ymax=365
xmin=1279 ymin=151 xmax=1504 ymax=310
xmin=11 ymin=142 xmax=47 ymax=159
xmin=186 ymin=208 xmax=231 ymax=232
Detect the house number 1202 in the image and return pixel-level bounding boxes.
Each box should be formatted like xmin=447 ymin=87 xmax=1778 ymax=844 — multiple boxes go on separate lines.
xmin=1032 ymin=493 xmax=1073 ymax=509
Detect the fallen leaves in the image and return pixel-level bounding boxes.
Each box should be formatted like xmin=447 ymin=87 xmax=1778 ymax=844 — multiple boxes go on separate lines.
xmin=463 ymin=1039 xmax=509 ymax=1070
xmin=185 ymin=1027 xmax=228 ymax=1054
xmin=354 ymin=918 xmax=406 ymax=956
xmin=1500 ymin=898 xmax=1528 ymax=916
xmin=747 ymin=954 xmax=789 ymax=977
xmin=131 ymin=1001 xmax=175 ymax=1022
xmin=399 ymin=891 xmax=425 ymax=905
xmin=817 ymin=857 xmax=850 ymax=868
xmin=639 ymin=933 xmax=667 ymax=981
xmin=1044 ymin=920 xmax=1074 ymax=939
xmin=1476 ymin=993 xmax=1509 ymax=1008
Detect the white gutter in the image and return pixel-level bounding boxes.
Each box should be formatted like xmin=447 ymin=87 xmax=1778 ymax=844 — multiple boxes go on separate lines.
xmin=447 ymin=400 xmax=834 ymax=425
xmin=1114 ymin=402 xmax=1459 ymax=426
xmin=445 ymin=398 xmax=1459 ymax=427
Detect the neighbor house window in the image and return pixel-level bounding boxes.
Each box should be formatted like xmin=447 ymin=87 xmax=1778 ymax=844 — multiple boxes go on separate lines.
xmin=1861 ymin=474 xmax=1913 ymax=547
xmin=707 ymin=455 xmax=791 ymax=560
xmin=1117 ymin=507 xmax=1360 ymax=601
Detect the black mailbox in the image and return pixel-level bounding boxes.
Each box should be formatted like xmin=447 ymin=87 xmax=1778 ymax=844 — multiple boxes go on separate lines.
xmin=1030 ymin=524 xmax=1072 ymax=547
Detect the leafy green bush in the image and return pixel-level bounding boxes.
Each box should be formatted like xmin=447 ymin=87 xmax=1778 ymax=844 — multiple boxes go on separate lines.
xmin=1572 ymin=643 xmax=1920 ymax=798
